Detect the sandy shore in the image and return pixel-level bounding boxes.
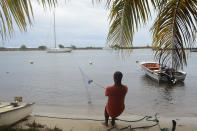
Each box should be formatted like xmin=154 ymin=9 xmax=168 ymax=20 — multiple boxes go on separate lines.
xmin=16 ymin=114 xmax=197 ymax=131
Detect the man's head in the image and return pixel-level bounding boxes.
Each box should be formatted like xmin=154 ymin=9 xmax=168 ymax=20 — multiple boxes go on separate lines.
xmin=114 ymin=71 xmax=123 ymax=85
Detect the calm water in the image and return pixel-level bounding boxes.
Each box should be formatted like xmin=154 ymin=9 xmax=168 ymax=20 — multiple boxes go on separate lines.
xmin=0 ymin=49 xmax=197 ymax=117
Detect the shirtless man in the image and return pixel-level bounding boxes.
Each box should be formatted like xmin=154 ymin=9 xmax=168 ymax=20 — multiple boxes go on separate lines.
xmin=104 ymin=71 xmax=128 ymax=126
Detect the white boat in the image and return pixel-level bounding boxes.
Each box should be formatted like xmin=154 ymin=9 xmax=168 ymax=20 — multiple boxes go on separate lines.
xmin=47 ymin=48 xmax=72 ymax=53
xmin=0 ymin=102 xmax=34 ymax=126
xmin=47 ymin=11 xmax=72 ymax=53
xmin=102 ymin=46 xmax=112 ymax=50
xmin=140 ymin=62 xmax=186 ymax=83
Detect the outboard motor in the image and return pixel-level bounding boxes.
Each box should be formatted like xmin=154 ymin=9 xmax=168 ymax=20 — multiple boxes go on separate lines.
xmin=165 ymin=68 xmax=176 ymax=84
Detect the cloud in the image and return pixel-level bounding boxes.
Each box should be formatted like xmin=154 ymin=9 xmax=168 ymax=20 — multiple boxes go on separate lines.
xmin=3 ymin=0 xmax=155 ymax=48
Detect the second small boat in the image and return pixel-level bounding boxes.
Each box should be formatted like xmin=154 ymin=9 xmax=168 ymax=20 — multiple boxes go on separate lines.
xmin=140 ymin=62 xmax=186 ymax=83
xmin=0 ymin=97 xmax=34 ymax=126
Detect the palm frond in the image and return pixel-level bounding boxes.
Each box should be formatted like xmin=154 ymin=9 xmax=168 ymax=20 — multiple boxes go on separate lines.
xmin=152 ymin=0 xmax=197 ymax=69
xmin=107 ymin=0 xmax=155 ymax=47
xmin=0 ymin=0 xmax=57 ymax=40
xmin=38 ymin=0 xmax=57 ymax=8
xmin=154 ymin=0 xmax=168 ymax=10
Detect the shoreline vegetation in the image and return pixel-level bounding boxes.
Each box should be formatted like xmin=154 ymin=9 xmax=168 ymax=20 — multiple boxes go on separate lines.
xmin=0 ymin=47 xmax=104 ymax=51
xmin=0 ymin=45 xmax=195 ymax=51
xmin=0 ymin=46 xmax=184 ymax=51
xmin=0 ymin=120 xmax=63 ymax=131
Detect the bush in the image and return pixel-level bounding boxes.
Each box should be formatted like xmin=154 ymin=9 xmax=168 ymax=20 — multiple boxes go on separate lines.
xmin=58 ymin=44 xmax=64 ymax=48
xmin=38 ymin=46 xmax=47 ymax=50
xmin=71 ymin=45 xmax=76 ymax=49
xmin=111 ymin=45 xmax=120 ymax=49
xmin=20 ymin=45 xmax=27 ymax=49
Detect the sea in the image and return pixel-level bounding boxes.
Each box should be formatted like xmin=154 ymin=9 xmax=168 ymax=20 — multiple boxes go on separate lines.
xmin=0 ymin=49 xmax=197 ymax=118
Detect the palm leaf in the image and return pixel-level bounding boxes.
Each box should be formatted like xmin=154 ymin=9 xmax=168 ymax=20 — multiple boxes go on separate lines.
xmin=94 ymin=0 xmax=155 ymax=47
xmin=152 ymin=0 xmax=197 ymax=69
xmin=107 ymin=0 xmax=156 ymax=47
xmin=154 ymin=0 xmax=168 ymax=10
xmin=0 ymin=0 xmax=57 ymax=40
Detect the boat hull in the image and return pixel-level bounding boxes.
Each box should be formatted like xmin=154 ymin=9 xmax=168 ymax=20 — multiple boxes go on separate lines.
xmin=47 ymin=48 xmax=72 ymax=53
xmin=141 ymin=62 xmax=186 ymax=83
xmin=0 ymin=102 xmax=34 ymax=126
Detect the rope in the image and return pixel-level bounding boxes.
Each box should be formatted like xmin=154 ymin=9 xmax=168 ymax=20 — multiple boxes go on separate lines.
xmin=34 ymin=115 xmax=104 ymax=121
xmin=33 ymin=113 xmax=160 ymax=131
xmin=122 ymin=115 xmax=159 ymax=130
xmin=93 ymin=81 xmax=106 ymax=89
xmin=110 ymin=114 xmax=159 ymax=131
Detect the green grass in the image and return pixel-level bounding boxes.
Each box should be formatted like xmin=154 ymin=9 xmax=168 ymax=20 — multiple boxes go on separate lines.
xmin=26 ymin=121 xmax=44 ymax=128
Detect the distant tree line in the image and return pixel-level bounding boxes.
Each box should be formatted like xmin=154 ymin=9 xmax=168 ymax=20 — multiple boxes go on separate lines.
xmin=0 ymin=44 xmax=104 ymax=51
xmin=20 ymin=44 xmax=27 ymax=49
xmin=38 ymin=46 xmax=47 ymax=50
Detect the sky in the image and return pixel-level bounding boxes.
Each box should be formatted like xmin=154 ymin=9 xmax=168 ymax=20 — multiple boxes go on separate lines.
xmin=2 ymin=0 xmax=155 ymax=48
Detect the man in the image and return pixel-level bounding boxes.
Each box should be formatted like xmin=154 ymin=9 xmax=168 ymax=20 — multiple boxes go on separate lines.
xmin=104 ymin=71 xmax=128 ymax=126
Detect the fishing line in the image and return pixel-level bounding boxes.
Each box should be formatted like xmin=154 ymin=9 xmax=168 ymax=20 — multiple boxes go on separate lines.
xmin=135 ymin=61 xmax=144 ymax=73
xmin=78 ymin=67 xmax=106 ymax=104
xmin=78 ymin=66 xmax=105 ymax=89
xmin=93 ymin=82 xmax=105 ymax=89
xmin=79 ymin=67 xmax=92 ymax=104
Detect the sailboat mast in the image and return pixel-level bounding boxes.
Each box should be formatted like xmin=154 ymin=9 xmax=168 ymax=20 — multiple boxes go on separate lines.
xmin=53 ymin=11 xmax=56 ymax=48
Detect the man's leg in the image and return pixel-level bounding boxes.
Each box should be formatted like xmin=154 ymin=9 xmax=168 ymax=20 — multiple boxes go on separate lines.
xmin=111 ymin=117 xmax=116 ymax=126
xmin=104 ymin=107 xmax=109 ymax=126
